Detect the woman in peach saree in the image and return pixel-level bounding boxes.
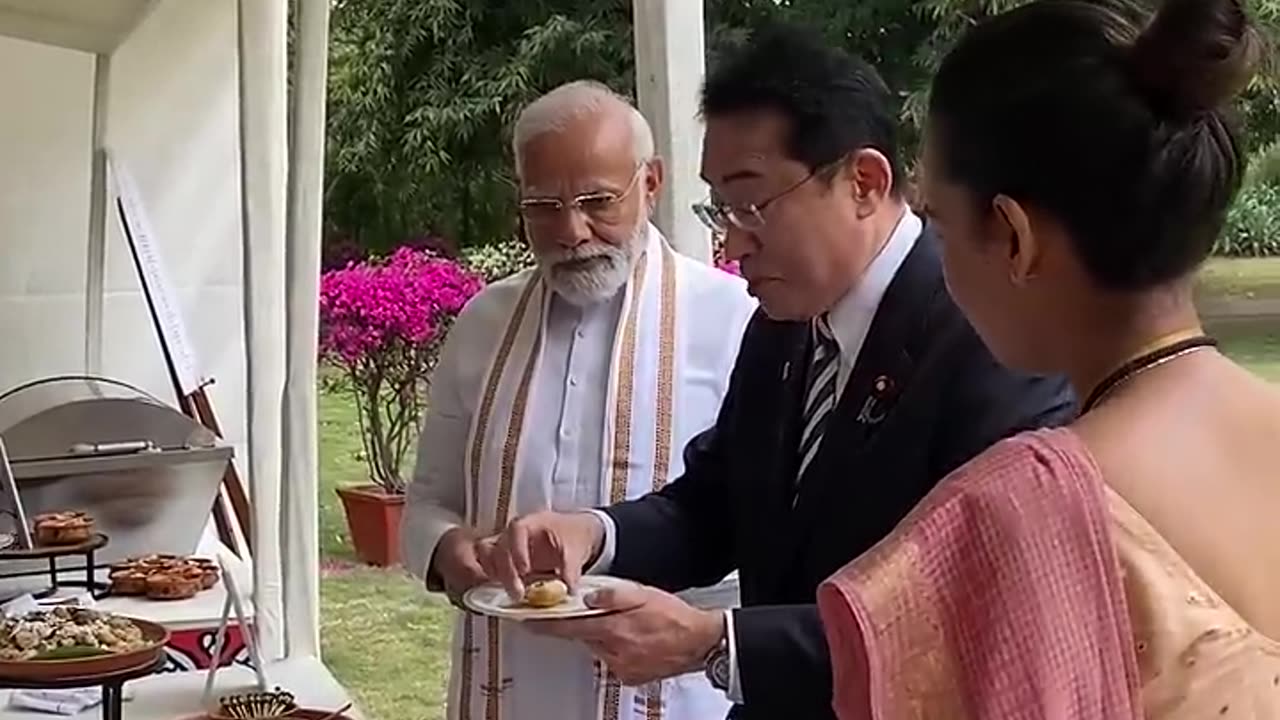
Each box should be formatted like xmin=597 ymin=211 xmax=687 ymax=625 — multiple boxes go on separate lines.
xmin=818 ymin=0 xmax=1280 ymax=718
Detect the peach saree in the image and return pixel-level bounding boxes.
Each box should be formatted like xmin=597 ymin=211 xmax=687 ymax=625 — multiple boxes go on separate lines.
xmin=817 ymin=429 xmax=1141 ymax=719
xmin=819 ymin=427 xmax=1280 ymax=719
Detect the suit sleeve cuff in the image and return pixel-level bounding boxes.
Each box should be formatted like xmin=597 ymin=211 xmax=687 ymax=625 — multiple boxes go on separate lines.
xmin=582 ymin=510 xmax=616 ymax=575
xmin=422 ymin=531 xmax=454 ymax=593
xmin=403 ymin=514 xmax=461 ymax=592
xmin=725 ymin=608 xmax=744 ymax=703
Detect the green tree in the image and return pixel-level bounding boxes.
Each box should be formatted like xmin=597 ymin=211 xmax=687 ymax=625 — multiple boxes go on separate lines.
xmin=326 ymin=0 xmax=635 ymax=254
xmin=325 ymin=0 xmax=1280 ymax=256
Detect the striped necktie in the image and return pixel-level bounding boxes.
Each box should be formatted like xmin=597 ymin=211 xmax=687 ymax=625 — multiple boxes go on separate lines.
xmin=797 ymin=315 xmax=839 ymax=482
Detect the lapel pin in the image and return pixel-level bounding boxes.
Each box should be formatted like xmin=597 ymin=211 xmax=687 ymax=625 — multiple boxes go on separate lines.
xmin=782 ymin=361 xmax=791 ymax=381
xmin=857 ymin=374 xmax=896 ymax=425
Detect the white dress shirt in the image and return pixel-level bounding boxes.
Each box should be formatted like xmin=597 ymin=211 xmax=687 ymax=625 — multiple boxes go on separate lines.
xmin=401 ymin=289 xmax=624 ymax=580
xmin=534 ymin=292 xmax=623 ymax=512
xmin=401 ymin=233 xmax=757 ymax=720
xmin=590 ymin=208 xmax=922 ymax=703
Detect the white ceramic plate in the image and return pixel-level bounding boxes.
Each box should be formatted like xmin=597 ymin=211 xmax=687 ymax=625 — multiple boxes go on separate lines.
xmin=462 ymin=576 xmax=635 ymax=621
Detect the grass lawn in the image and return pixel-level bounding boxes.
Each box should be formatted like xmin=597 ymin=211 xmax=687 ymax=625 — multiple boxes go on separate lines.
xmin=1217 ymin=324 xmax=1280 ymax=382
xmin=316 ymin=258 xmax=1280 ymax=720
xmin=319 ymin=382 xmax=452 ymax=720
xmin=1197 ymin=257 xmax=1280 ymax=301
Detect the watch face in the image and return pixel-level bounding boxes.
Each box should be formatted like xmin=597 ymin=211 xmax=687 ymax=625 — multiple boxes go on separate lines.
xmin=708 ymin=650 xmax=731 ymax=690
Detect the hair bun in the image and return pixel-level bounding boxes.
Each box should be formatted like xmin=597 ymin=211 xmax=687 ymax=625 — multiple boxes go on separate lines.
xmin=1129 ymin=0 xmax=1262 ymax=118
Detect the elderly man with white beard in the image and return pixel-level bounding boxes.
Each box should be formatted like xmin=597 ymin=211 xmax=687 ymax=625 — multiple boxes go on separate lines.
xmin=400 ymin=80 xmax=757 ymax=720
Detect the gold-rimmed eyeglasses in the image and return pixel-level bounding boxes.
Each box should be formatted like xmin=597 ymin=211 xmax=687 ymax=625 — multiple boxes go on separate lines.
xmin=691 ymin=157 xmax=846 ymax=234
xmin=519 ymin=166 xmax=644 ymax=226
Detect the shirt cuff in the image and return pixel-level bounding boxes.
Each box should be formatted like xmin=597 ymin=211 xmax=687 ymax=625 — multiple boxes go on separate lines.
xmin=582 ymin=510 xmax=616 ymax=575
xmin=724 ymin=608 xmax=744 ymax=703
xmin=404 ymin=515 xmax=461 ymax=592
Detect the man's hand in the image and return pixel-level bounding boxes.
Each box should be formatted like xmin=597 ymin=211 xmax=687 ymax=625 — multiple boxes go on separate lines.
xmin=527 ymin=583 xmax=724 ymax=686
xmin=431 ymin=527 xmax=489 ymax=604
xmin=478 ymin=511 xmax=604 ymax=599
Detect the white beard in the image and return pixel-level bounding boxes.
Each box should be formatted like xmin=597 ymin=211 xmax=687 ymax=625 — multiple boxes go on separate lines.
xmin=536 ymin=223 xmax=647 ymax=307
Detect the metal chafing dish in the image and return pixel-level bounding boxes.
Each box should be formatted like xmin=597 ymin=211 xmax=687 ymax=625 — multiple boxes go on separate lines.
xmin=0 ymin=376 xmax=232 ymax=589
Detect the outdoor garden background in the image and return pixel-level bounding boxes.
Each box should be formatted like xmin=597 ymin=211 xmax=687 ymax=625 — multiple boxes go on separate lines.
xmin=315 ymin=2 xmax=1280 ymax=718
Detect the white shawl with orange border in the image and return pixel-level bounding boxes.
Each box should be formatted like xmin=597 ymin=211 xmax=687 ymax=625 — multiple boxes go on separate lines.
xmin=449 ymin=226 xmax=752 ymax=720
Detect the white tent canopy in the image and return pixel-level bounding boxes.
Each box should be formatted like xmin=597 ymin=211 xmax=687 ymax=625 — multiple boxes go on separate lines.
xmin=0 ymin=0 xmax=700 ymax=714
xmin=0 ymin=0 xmax=341 ymax=714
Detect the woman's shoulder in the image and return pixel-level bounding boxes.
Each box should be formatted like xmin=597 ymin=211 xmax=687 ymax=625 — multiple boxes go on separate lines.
xmin=938 ymin=426 xmax=1101 ymax=500
xmin=857 ymin=426 xmax=1106 ymax=560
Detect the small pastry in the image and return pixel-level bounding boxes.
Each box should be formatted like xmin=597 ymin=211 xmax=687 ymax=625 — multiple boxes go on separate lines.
xmin=109 ymin=569 xmax=150 ymax=596
xmin=32 ymin=511 xmax=94 ymax=545
xmin=198 ymin=565 xmax=220 ymax=590
xmin=522 ymin=578 xmax=569 ymax=608
xmin=145 ymin=571 xmax=200 ymax=600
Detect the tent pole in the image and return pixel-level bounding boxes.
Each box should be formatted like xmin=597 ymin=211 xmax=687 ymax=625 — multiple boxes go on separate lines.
xmin=85 ymin=53 xmax=111 ymax=374
xmin=281 ymin=0 xmax=331 ymax=660
xmin=632 ymin=0 xmax=710 ymax=262
xmin=237 ymin=0 xmax=289 ymax=663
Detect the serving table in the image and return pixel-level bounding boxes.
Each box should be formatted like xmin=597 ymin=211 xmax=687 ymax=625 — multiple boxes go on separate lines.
xmin=1 ymin=534 xmax=255 ymax=672
xmin=0 ymin=657 xmax=361 ymax=719
xmin=0 ymin=656 xmax=166 ymax=720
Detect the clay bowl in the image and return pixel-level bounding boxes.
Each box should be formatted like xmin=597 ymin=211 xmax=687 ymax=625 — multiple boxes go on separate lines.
xmin=182 ymin=710 xmax=357 ymax=720
xmin=0 ymin=616 xmax=169 ymax=683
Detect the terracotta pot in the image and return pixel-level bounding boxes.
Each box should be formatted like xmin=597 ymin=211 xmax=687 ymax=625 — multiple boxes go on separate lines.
xmin=335 ymin=485 xmax=405 ymax=567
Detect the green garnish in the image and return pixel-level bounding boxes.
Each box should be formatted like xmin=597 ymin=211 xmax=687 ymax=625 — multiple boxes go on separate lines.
xmin=33 ymin=646 xmax=111 ymax=660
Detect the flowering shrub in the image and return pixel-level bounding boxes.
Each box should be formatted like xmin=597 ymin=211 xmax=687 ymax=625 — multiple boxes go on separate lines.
xmin=712 ymin=232 xmax=741 ymax=276
xmin=461 ymin=237 xmax=535 ymax=281
xmin=715 ymin=258 xmax=742 ymax=276
xmin=319 ymin=247 xmax=485 ymax=492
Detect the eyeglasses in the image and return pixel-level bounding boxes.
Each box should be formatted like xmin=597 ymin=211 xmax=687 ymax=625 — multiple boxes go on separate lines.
xmin=519 ymin=166 xmax=644 ymax=226
xmin=691 ymin=157 xmax=846 ymax=234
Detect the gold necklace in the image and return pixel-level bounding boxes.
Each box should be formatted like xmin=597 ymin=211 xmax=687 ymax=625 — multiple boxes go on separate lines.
xmin=1081 ymin=333 xmax=1218 ymax=414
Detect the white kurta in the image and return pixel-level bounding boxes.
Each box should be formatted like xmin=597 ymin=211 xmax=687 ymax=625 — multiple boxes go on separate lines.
xmin=402 ymin=225 xmax=757 ymax=720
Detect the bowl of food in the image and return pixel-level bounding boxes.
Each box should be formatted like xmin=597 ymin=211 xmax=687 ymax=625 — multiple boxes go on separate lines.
xmin=211 ymin=689 xmax=298 ymax=719
xmin=0 ymin=607 xmax=169 ymax=681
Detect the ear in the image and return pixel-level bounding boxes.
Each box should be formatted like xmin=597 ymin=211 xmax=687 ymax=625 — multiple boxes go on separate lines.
xmin=990 ymin=194 xmax=1041 ymax=286
xmin=846 ymin=149 xmax=894 ymax=219
xmin=643 ymin=156 xmax=666 ymax=202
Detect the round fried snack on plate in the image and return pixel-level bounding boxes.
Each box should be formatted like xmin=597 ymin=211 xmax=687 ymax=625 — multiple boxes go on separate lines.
xmin=522 ymin=578 xmax=569 ymax=608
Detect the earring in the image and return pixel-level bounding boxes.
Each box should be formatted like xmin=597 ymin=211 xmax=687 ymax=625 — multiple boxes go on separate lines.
xmin=1010 ymin=269 xmax=1038 ymax=286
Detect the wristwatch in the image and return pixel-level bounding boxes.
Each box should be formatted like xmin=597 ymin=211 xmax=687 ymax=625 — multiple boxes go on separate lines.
xmin=704 ymin=626 xmax=731 ymax=692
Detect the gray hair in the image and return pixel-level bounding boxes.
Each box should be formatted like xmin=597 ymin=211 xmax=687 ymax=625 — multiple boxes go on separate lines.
xmin=511 ymin=80 xmax=656 ymax=177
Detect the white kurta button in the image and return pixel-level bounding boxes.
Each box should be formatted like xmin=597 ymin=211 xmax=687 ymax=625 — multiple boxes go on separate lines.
xmin=569 ymin=376 xmax=579 ymax=387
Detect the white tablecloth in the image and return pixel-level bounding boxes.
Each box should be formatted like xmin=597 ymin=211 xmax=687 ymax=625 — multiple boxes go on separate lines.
xmin=0 ymin=657 xmax=361 ymax=719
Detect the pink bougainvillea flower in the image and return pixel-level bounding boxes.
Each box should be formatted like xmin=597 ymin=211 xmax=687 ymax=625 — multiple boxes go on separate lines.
xmin=318 ymin=247 xmax=485 ymax=493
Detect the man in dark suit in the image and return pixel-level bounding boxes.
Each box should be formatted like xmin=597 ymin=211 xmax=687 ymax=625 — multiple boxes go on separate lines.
xmin=478 ymin=24 xmax=1075 ymax=719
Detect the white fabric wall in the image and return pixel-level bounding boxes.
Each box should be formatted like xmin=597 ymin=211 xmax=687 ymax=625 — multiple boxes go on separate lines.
xmin=0 ymin=2 xmax=245 ymax=453
xmin=0 ymin=0 xmax=322 ymax=663
xmin=0 ymin=1 xmax=245 ymax=533
xmin=102 ymin=0 xmax=246 ymax=461
xmin=0 ymin=37 xmax=92 ymax=386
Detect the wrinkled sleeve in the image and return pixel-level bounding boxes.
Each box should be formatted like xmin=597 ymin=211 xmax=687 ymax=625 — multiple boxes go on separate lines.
xmin=400 ymin=311 xmax=476 ymax=591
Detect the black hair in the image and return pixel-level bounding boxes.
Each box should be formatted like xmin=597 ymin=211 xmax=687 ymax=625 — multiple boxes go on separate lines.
xmin=929 ymin=0 xmax=1262 ymax=290
xmin=700 ymin=22 xmax=903 ymax=193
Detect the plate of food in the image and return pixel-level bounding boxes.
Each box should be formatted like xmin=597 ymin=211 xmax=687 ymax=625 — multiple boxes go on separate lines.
xmin=109 ymin=554 xmax=221 ymax=600
xmin=0 ymin=606 xmax=170 ymax=681
xmin=462 ymin=575 xmax=635 ymax=621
